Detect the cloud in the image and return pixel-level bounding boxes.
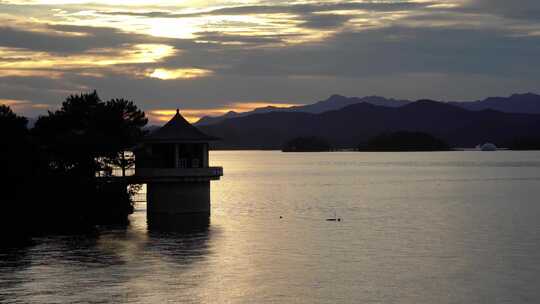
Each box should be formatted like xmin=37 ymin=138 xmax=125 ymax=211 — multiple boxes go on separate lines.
xmin=300 ymin=14 xmax=352 ymax=29
xmin=159 ymin=23 xmax=540 ymax=80
xmin=460 ymin=0 xmax=540 ymax=21
xmin=98 ymin=2 xmax=437 ymax=19
xmin=1 ymin=43 xmax=174 ymax=65
xmin=0 ymin=24 xmax=169 ymax=54
xmin=192 ymin=31 xmax=296 ymax=45
xmin=1 ymin=0 xmax=540 ymax=120
xmin=146 ymin=68 xmax=213 ymax=80
xmin=0 ymin=98 xmax=50 ymax=113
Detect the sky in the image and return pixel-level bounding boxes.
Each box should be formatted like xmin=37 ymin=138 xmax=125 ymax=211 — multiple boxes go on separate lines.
xmin=1 ymin=0 xmax=539 ymax=123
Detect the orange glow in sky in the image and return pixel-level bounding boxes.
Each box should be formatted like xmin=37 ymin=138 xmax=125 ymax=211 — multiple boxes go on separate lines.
xmin=147 ymin=101 xmax=302 ymax=124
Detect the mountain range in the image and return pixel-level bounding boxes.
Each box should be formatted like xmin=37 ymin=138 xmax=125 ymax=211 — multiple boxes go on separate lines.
xmin=195 ymin=93 xmax=540 ymax=126
xmin=199 ymin=97 xmax=540 ymax=149
xmin=195 ymin=95 xmax=410 ymax=126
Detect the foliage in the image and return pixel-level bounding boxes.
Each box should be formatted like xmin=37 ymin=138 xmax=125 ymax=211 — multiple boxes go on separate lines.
xmin=508 ymin=137 xmax=540 ymax=151
xmin=282 ymin=136 xmax=332 ymax=152
xmin=0 ymin=105 xmax=35 ymax=178
xmin=0 ymin=105 xmax=33 ymax=240
xmin=359 ymin=131 xmax=450 ymax=152
xmin=1 ymin=92 xmax=148 ymax=237
xmin=33 ymin=91 xmax=147 ymax=176
xmin=0 ymin=104 xmax=28 ymax=138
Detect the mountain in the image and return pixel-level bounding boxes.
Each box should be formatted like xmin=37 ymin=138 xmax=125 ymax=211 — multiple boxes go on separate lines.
xmin=195 ymin=93 xmax=540 ymax=127
xmin=200 ymin=100 xmax=540 ymax=149
xmin=194 ymin=95 xmax=409 ymax=126
xmin=287 ymin=94 xmax=410 ymax=113
xmin=449 ymin=93 xmax=540 ymax=113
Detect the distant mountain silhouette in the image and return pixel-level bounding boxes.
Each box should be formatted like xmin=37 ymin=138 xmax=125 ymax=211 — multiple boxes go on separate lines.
xmin=195 ymin=93 xmax=540 ymax=126
xmin=449 ymin=93 xmax=540 ymax=114
xmin=288 ymin=94 xmax=410 ymax=113
xmin=359 ymin=131 xmax=450 ymax=152
xmin=200 ymin=100 xmax=540 ymax=149
xmin=194 ymin=95 xmax=409 ymax=126
xmin=195 ymin=111 xmax=241 ymax=126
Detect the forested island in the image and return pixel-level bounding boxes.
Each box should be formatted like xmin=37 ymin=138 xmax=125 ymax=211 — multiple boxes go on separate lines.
xmin=1 ymin=91 xmax=147 ymax=245
xmin=508 ymin=137 xmax=540 ymax=151
xmin=282 ymin=136 xmax=332 ymax=152
xmin=358 ymin=131 xmax=451 ymax=152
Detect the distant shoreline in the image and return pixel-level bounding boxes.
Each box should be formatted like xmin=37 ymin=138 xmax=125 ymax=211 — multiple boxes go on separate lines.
xmin=211 ymin=148 xmax=539 ymax=152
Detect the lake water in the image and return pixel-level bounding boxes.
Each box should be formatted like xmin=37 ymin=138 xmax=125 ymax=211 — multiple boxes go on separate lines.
xmin=2 ymin=151 xmax=540 ymax=303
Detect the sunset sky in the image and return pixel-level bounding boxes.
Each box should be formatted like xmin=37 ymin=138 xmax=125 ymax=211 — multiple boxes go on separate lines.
xmin=1 ymin=0 xmax=539 ymax=123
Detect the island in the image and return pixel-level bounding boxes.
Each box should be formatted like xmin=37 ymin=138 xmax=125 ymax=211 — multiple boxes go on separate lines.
xmin=282 ymin=136 xmax=332 ymax=152
xmin=358 ymin=131 xmax=451 ymax=152
xmin=508 ymin=137 xmax=540 ymax=151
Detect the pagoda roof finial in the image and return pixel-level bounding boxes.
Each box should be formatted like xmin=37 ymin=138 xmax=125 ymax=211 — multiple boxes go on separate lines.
xmin=176 ymin=108 xmax=180 ymax=115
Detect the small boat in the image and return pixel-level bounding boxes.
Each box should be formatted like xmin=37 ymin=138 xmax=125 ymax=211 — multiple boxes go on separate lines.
xmin=326 ymin=210 xmax=341 ymax=221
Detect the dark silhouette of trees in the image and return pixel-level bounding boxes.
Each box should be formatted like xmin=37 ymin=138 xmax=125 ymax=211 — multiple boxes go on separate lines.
xmin=508 ymin=137 xmax=540 ymax=151
xmin=32 ymin=91 xmax=147 ymax=176
xmin=1 ymin=91 xmax=148 ymax=240
xmin=1 ymin=105 xmax=35 ymax=244
xmin=0 ymin=104 xmax=28 ymax=136
xmin=1 ymin=104 xmax=31 ymax=175
xmin=99 ymin=98 xmax=148 ymax=176
xmin=282 ymin=136 xmax=332 ymax=152
xmin=359 ymin=131 xmax=450 ymax=152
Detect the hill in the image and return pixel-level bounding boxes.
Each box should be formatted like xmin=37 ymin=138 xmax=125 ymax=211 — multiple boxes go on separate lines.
xmin=194 ymin=95 xmax=409 ymax=126
xmin=195 ymin=93 xmax=540 ymax=127
xmin=200 ymin=100 xmax=540 ymax=149
xmin=282 ymin=136 xmax=332 ymax=152
xmin=359 ymin=131 xmax=450 ymax=152
xmin=450 ymin=93 xmax=540 ymax=114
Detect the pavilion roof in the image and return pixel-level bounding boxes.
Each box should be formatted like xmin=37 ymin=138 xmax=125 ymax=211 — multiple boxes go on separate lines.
xmin=144 ymin=109 xmax=219 ymax=143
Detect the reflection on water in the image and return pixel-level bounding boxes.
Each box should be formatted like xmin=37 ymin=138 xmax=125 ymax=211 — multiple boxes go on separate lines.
xmin=0 ymin=209 xmax=214 ymax=303
xmin=147 ymin=213 xmax=210 ymax=233
xmin=2 ymin=151 xmax=540 ymax=303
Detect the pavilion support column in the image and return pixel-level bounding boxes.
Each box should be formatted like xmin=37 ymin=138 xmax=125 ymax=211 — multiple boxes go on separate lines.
xmin=174 ymin=143 xmax=179 ymax=168
xmin=202 ymin=143 xmax=208 ymax=167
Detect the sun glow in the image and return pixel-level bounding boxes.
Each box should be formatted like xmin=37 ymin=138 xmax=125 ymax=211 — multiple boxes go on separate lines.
xmin=0 ymin=44 xmax=175 ymax=70
xmin=147 ymin=68 xmax=213 ymax=80
xmin=147 ymin=101 xmax=302 ymax=124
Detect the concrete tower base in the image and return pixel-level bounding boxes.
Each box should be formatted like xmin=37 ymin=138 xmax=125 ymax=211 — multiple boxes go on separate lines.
xmin=147 ymin=181 xmax=210 ymax=215
xmin=146 ymin=181 xmax=211 ymax=231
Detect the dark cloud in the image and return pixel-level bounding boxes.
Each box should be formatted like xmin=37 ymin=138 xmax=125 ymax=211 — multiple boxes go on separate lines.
xmin=161 ymin=25 xmax=540 ymax=79
xmin=300 ymin=14 xmax=352 ymax=29
xmin=192 ymin=31 xmax=297 ymax=44
xmin=0 ymin=24 xmax=168 ymax=54
xmin=460 ymin=0 xmax=540 ymax=21
xmin=99 ymin=1 xmax=436 ymax=19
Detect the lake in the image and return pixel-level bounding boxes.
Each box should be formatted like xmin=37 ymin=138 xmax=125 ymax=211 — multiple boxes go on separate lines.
xmin=2 ymin=151 xmax=540 ymax=303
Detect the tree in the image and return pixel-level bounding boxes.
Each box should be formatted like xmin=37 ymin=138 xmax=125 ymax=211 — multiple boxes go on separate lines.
xmin=0 ymin=104 xmax=30 ymax=176
xmin=33 ymin=91 xmax=104 ymax=176
xmin=282 ymin=136 xmax=332 ymax=152
xmin=0 ymin=105 xmax=33 ymax=241
xmin=29 ymin=91 xmax=149 ymax=227
xmin=98 ymin=98 xmax=148 ymax=176
xmin=33 ymin=91 xmax=148 ymax=177
xmin=359 ymin=131 xmax=450 ymax=151
xmin=0 ymin=104 xmax=28 ymax=137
